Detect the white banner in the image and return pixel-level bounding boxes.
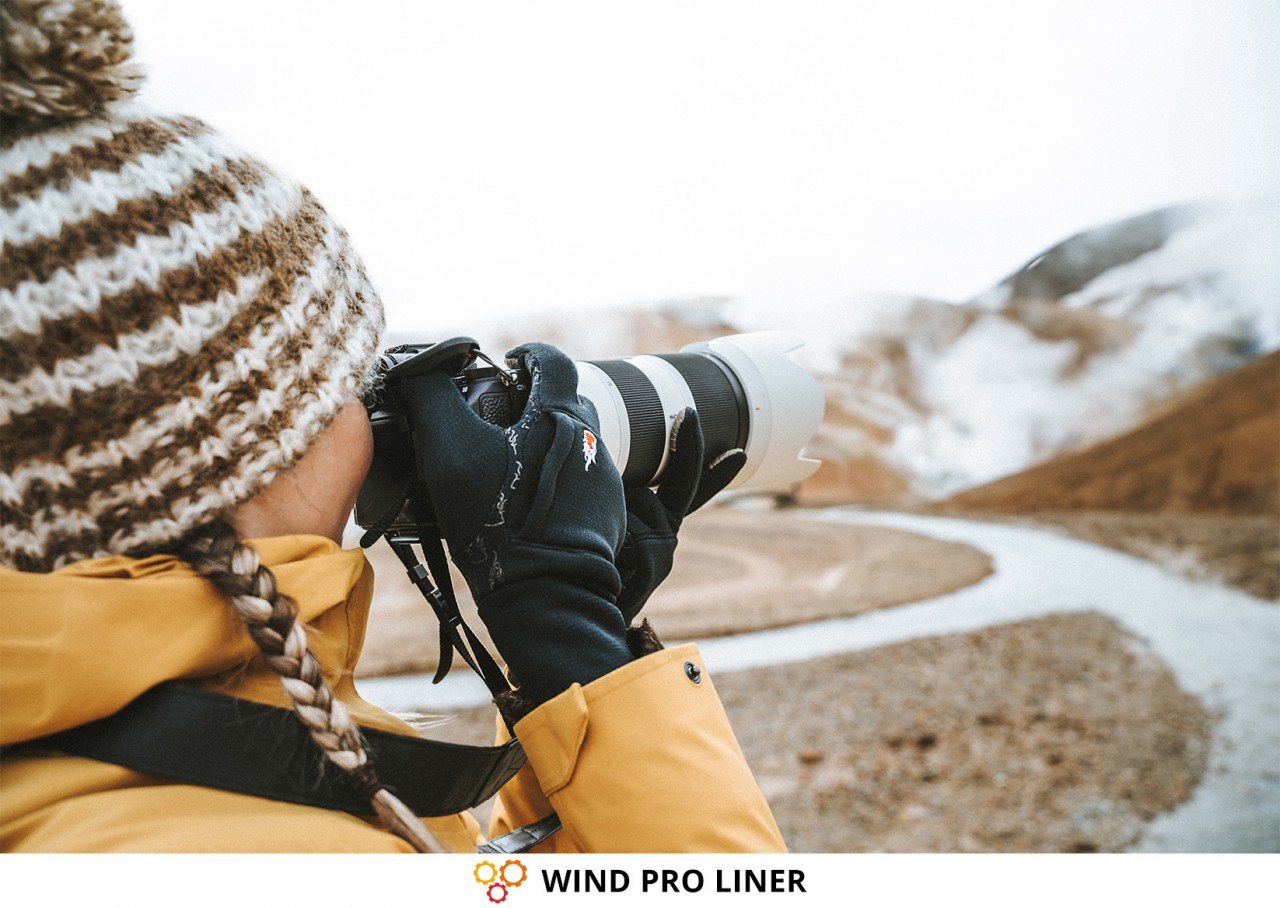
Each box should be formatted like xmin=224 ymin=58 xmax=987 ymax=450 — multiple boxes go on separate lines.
xmin=5 ymin=854 xmax=1272 ymax=908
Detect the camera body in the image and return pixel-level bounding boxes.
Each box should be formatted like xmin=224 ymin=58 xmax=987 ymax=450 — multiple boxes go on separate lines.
xmin=355 ymin=333 xmax=824 ymax=541
xmin=357 ymin=338 xmax=525 ymax=538
xmin=375 ymin=342 xmax=531 ymax=427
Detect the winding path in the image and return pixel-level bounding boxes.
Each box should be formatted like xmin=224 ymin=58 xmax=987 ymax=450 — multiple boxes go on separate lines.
xmin=358 ymin=509 xmax=1280 ymax=851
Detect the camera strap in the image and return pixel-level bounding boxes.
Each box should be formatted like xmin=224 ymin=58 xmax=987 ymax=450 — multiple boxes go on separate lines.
xmin=386 ymin=533 xmax=511 ymax=699
xmin=358 ymin=480 xmax=509 ymax=699
xmin=17 ymin=682 xmax=526 ymax=819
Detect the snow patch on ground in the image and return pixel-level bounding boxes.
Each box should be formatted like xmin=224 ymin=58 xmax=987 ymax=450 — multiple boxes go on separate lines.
xmin=883 ymin=199 xmax=1280 ymax=496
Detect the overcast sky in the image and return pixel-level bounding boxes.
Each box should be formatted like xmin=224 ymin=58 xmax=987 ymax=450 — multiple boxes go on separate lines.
xmin=126 ymin=1 xmax=1280 ymax=336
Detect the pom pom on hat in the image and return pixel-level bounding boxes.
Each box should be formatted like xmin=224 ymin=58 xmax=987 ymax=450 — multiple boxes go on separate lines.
xmin=1 ymin=0 xmax=144 ymax=125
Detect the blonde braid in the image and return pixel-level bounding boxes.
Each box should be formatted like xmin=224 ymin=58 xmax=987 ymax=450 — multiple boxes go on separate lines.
xmin=180 ymin=521 xmax=445 ymax=853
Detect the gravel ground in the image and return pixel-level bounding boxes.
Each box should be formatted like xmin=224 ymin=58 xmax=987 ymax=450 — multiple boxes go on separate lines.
xmin=718 ymin=612 xmax=1213 ymax=852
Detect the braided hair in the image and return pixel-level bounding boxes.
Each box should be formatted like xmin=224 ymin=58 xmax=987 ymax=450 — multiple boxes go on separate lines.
xmin=177 ymin=520 xmax=445 ymax=853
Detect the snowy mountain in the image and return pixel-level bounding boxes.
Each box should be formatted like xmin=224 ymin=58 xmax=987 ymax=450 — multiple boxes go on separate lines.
xmin=803 ymin=197 xmax=1280 ymax=502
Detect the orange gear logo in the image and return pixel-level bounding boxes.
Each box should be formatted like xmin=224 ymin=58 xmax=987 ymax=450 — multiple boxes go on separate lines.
xmin=500 ymin=859 xmax=528 ymax=886
xmin=474 ymin=859 xmax=528 ymax=903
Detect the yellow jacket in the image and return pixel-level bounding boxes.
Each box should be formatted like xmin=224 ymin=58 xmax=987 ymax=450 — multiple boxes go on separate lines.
xmin=0 ymin=535 xmax=784 ymax=853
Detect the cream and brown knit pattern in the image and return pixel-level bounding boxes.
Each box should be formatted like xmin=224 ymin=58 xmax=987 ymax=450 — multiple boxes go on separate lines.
xmin=1 ymin=0 xmax=385 ymax=572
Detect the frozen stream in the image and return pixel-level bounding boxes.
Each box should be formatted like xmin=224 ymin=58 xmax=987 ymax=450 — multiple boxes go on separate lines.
xmin=359 ymin=509 xmax=1280 ymax=852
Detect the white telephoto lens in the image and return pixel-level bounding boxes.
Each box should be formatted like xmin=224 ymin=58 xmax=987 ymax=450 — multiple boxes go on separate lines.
xmin=576 ymin=331 xmax=824 ymax=493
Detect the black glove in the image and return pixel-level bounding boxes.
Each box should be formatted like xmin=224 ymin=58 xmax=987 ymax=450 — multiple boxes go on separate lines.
xmin=396 ymin=343 xmax=632 ymax=704
xmin=615 ymin=408 xmax=747 ymax=624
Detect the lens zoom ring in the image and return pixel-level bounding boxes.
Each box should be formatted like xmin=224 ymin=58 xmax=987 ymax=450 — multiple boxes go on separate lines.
xmin=586 ymin=359 xmax=667 ymax=485
xmin=655 ymin=353 xmax=748 ymax=456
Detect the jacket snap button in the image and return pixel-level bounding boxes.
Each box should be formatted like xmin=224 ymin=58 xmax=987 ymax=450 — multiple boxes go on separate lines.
xmin=683 ymin=661 xmax=702 ymax=684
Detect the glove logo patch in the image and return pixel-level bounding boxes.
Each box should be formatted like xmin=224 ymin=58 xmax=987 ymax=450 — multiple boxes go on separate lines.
xmin=582 ymin=430 xmax=598 ymax=471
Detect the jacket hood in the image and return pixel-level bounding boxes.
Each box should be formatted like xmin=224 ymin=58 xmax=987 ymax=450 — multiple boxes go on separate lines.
xmin=0 ymin=535 xmax=373 ymax=746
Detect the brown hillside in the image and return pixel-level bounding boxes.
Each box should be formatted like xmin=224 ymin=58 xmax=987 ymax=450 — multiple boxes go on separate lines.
xmin=947 ymin=350 xmax=1280 ymax=516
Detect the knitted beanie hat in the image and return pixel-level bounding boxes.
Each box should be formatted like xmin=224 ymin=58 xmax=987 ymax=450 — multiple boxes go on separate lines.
xmin=0 ymin=0 xmax=386 ymax=572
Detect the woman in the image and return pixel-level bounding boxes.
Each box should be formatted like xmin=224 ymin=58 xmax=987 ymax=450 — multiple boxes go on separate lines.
xmin=0 ymin=0 xmax=784 ymax=853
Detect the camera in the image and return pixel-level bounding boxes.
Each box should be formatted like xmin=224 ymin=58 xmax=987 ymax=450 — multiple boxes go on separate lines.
xmin=355 ymin=332 xmax=824 ymax=540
